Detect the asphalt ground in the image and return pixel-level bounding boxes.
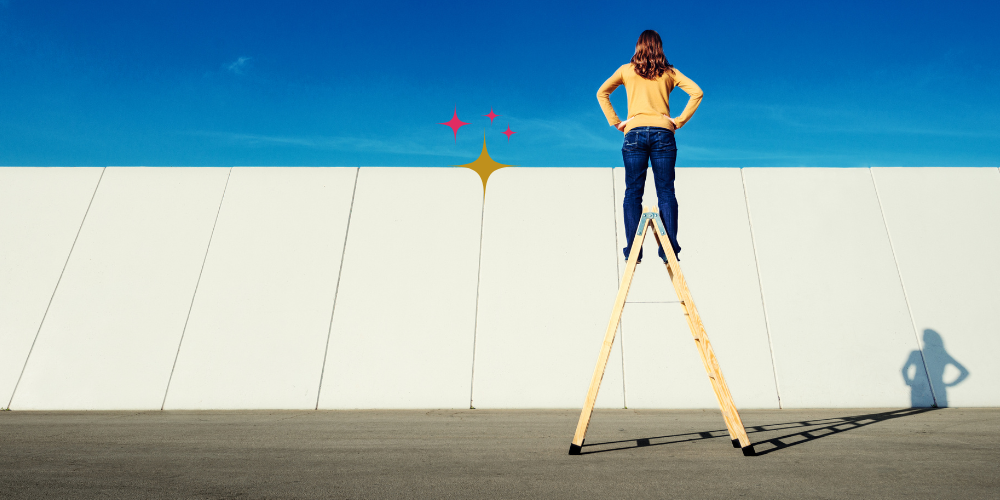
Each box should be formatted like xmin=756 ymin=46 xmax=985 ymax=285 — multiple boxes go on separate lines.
xmin=1 ymin=408 xmax=997 ymax=499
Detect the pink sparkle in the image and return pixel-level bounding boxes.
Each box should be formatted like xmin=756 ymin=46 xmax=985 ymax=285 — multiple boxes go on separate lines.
xmin=483 ymin=107 xmax=500 ymax=123
xmin=439 ymin=107 xmax=471 ymax=140
xmin=502 ymin=124 xmax=516 ymax=142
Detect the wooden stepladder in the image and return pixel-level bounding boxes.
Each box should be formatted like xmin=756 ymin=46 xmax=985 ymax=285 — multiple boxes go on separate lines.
xmin=569 ymin=206 xmax=755 ymax=457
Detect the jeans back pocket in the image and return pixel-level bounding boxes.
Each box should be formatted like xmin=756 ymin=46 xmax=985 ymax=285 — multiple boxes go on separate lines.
xmin=622 ymin=132 xmax=639 ymax=151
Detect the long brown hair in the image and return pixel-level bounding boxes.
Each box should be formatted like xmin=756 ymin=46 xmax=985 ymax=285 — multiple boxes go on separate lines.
xmin=630 ymin=30 xmax=673 ymax=80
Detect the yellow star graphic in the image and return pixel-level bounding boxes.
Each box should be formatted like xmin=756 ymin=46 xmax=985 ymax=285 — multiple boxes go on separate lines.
xmin=454 ymin=132 xmax=515 ymax=192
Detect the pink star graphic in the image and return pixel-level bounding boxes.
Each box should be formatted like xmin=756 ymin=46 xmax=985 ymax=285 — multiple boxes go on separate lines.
xmin=502 ymin=124 xmax=516 ymax=142
xmin=439 ymin=107 xmax=471 ymax=141
xmin=483 ymin=107 xmax=500 ymax=123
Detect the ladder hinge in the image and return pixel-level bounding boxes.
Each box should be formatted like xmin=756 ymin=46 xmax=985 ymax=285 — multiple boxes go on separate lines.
xmin=636 ymin=210 xmax=667 ymax=236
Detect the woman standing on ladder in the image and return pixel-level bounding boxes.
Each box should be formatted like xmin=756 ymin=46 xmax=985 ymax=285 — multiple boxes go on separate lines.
xmin=597 ymin=30 xmax=703 ymax=264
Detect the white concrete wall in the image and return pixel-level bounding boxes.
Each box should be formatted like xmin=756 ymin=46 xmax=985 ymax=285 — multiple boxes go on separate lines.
xmin=871 ymin=167 xmax=1000 ymax=407
xmin=10 ymin=167 xmax=230 ymax=410
xmin=742 ymin=168 xmax=927 ymax=408
xmin=471 ymin=168 xmax=625 ymax=409
xmin=0 ymin=167 xmax=103 ymax=407
xmin=164 ymin=167 xmax=358 ymax=409
xmin=1 ymin=166 xmax=996 ymax=410
xmin=317 ymin=168 xmax=483 ymax=409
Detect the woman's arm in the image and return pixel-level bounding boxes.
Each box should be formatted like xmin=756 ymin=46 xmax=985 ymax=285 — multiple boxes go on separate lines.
xmin=670 ymin=68 xmax=703 ymax=130
xmin=597 ymin=67 xmax=625 ymax=128
xmin=945 ymin=356 xmax=970 ymax=387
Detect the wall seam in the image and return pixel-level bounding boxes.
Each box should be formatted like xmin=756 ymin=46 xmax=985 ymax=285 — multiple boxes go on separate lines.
xmin=160 ymin=167 xmax=233 ymax=410
xmin=467 ymin=185 xmax=487 ymax=409
xmin=610 ymin=167 xmax=627 ymax=409
xmin=7 ymin=166 xmax=106 ymax=409
xmin=868 ymin=167 xmax=938 ymax=407
xmin=314 ymin=166 xmax=361 ymax=410
xmin=740 ymin=168 xmax=783 ymax=409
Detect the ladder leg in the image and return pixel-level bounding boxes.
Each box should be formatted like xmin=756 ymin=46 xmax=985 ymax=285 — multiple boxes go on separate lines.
xmin=675 ymin=289 xmax=740 ymax=441
xmin=687 ymin=309 xmax=742 ymax=446
xmin=569 ymin=219 xmax=647 ymax=455
xmin=654 ymin=226 xmax=754 ymax=456
xmin=656 ymin=234 xmax=739 ymax=441
xmin=702 ymin=338 xmax=752 ymax=451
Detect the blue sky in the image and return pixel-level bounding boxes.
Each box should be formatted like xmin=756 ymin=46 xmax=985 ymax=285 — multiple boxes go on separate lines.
xmin=1 ymin=0 xmax=997 ymax=168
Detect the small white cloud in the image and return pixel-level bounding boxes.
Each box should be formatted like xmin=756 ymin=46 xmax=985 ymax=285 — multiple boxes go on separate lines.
xmin=225 ymin=56 xmax=252 ymax=75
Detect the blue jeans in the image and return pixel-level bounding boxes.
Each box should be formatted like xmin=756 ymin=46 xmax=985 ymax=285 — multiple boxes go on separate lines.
xmin=622 ymin=126 xmax=680 ymax=262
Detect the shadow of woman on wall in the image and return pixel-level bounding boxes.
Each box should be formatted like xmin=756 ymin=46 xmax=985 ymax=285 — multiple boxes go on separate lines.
xmin=902 ymin=329 xmax=970 ymax=408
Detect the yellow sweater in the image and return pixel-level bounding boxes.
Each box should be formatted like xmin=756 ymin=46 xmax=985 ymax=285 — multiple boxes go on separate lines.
xmin=597 ymin=64 xmax=703 ymax=134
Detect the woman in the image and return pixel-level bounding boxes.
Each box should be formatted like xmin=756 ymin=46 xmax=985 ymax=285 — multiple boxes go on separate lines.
xmin=597 ymin=30 xmax=702 ymax=263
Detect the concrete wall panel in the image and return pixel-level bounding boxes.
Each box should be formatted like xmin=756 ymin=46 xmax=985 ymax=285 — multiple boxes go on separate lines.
xmin=614 ymin=168 xmax=779 ymax=409
xmin=872 ymin=167 xmax=1000 ymax=407
xmin=317 ymin=168 xmax=482 ymax=409
xmin=620 ymin=304 xmax=721 ymax=408
xmin=164 ymin=167 xmax=358 ymax=409
xmin=742 ymin=168 xmax=929 ymax=408
xmin=0 ymin=167 xmax=103 ymax=406
xmin=10 ymin=167 xmax=230 ymax=410
xmin=472 ymin=168 xmax=624 ymax=409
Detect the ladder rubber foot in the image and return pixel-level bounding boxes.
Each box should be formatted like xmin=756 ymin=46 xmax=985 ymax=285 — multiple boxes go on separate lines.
xmin=741 ymin=445 xmax=756 ymax=457
xmin=568 ymin=444 xmax=583 ymax=455
xmin=731 ymin=439 xmax=741 ymax=448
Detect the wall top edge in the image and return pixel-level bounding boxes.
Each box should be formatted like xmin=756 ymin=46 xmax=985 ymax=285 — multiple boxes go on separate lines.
xmin=1 ymin=165 xmax=996 ymax=170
